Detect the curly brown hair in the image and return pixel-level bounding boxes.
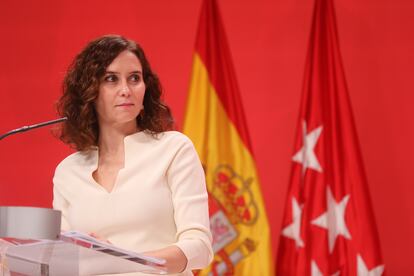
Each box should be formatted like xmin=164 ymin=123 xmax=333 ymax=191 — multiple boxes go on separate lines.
xmin=57 ymin=35 xmax=174 ymax=151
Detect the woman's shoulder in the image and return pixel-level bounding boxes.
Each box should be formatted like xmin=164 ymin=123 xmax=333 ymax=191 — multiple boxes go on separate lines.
xmin=154 ymin=131 xmax=195 ymax=148
xmin=159 ymin=131 xmax=192 ymax=142
xmin=55 ymin=150 xmax=97 ymax=172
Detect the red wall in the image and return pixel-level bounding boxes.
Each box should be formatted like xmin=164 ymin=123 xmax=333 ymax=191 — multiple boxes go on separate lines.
xmin=0 ymin=0 xmax=412 ymax=274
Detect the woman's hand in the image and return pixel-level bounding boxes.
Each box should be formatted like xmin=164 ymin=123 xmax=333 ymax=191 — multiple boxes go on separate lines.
xmin=87 ymin=234 xmax=187 ymax=273
xmin=144 ymin=245 xmax=188 ymax=273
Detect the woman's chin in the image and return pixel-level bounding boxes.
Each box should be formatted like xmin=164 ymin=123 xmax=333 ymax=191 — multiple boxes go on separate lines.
xmin=100 ymin=116 xmax=139 ymax=129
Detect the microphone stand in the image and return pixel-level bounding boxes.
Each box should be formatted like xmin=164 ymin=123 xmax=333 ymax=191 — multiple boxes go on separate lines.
xmin=0 ymin=117 xmax=67 ymax=237
xmin=0 ymin=117 xmax=67 ymax=141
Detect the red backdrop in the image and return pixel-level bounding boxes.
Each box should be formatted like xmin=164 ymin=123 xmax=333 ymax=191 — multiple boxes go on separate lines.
xmin=0 ymin=0 xmax=412 ymax=274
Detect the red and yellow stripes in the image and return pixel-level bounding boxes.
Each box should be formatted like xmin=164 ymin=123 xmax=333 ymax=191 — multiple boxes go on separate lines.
xmin=183 ymin=1 xmax=274 ymax=275
xmin=192 ymin=0 xmax=253 ymax=153
xmin=184 ymin=53 xmax=257 ymax=180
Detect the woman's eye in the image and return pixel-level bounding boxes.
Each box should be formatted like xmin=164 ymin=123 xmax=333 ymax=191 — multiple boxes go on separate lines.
xmin=104 ymin=75 xmax=117 ymax=82
xmin=129 ymin=74 xmax=141 ymax=83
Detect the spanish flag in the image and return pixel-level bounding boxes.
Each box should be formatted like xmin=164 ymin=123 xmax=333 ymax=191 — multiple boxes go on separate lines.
xmin=183 ymin=0 xmax=274 ymax=275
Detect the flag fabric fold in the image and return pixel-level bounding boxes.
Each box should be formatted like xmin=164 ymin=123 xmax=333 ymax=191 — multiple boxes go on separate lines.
xmin=183 ymin=0 xmax=274 ymax=275
xmin=277 ymin=0 xmax=384 ymax=275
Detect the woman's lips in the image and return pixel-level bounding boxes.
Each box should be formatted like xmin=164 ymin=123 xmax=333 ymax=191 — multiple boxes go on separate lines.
xmin=115 ymin=103 xmax=134 ymax=107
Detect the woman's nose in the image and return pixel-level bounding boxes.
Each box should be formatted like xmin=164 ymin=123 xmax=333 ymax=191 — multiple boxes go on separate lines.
xmin=119 ymin=85 xmax=131 ymax=96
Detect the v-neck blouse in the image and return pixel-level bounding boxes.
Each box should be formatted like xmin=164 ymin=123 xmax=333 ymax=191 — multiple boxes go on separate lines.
xmin=53 ymin=131 xmax=213 ymax=275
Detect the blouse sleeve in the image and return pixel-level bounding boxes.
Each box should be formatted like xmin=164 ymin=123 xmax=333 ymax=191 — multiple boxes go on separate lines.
xmin=167 ymin=136 xmax=214 ymax=270
xmin=52 ymin=166 xmax=70 ymax=231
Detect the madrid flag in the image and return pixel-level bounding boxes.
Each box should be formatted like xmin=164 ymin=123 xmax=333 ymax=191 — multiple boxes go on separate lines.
xmin=276 ymin=0 xmax=384 ymax=275
xmin=183 ymin=0 xmax=274 ymax=275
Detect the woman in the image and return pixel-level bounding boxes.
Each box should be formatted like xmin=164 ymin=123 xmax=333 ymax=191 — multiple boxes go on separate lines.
xmin=53 ymin=35 xmax=213 ymax=275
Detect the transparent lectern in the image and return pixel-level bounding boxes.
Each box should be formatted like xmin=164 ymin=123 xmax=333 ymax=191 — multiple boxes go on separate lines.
xmin=0 ymin=206 xmax=167 ymax=275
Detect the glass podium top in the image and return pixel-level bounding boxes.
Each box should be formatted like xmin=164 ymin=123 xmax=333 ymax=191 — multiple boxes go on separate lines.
xmin=0 ymin=235 xmax=167 ymax=276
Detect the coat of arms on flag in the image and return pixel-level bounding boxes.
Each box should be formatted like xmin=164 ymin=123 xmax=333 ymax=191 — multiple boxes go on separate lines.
xmin=183 ymin=0 xmax=274 ymax=275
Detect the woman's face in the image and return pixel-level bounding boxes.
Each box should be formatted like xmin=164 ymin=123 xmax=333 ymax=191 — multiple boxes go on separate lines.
xmin=95 ymin=50 xmax=146 ymax=130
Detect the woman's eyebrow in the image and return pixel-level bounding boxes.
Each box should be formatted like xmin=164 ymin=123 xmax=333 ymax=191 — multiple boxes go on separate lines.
xmin=104 ymin=70 xmax=142 ymax=75
xmin=129 ymin=70 xmax=143 ymax=75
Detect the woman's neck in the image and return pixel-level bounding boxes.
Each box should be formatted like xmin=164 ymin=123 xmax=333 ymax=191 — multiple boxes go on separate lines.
xmin=93 ymin=122 xmax=139 ymax=192
xmin=97 ymin=121 xmax=139 ymax=156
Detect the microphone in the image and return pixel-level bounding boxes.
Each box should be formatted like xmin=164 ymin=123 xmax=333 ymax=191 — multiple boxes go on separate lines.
xmin=0 ymin=117 xmax=67 ymax=141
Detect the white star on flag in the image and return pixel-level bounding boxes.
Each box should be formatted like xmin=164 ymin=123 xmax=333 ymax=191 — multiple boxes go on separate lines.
xmin=312 ymin=186 xmax=351 ymax=253
xmin=311 ymin=260 xmax=323 ymax=276
xmin=311 ymin=260 xmax=340 ymax=276
xmin=292 ymin=121 xmax=323 ymax=174
xmin=282 ymin=197 xmax=304 ymax=248
xmin=357 ymin=255 xmax=384 ymax=276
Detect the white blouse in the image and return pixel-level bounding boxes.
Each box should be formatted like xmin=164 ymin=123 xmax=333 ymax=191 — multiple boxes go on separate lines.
xmin=53 ymin=131 xmax=213 ymax=275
